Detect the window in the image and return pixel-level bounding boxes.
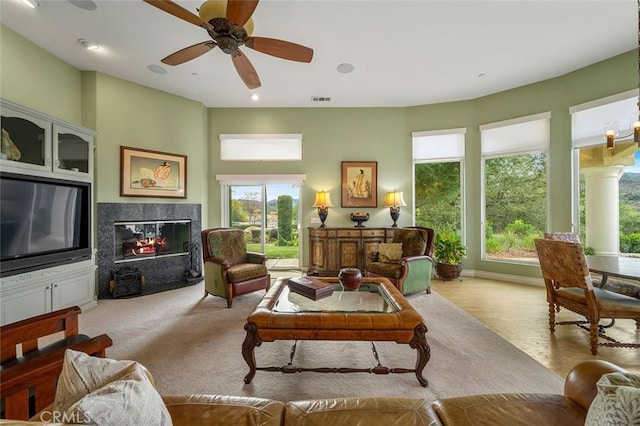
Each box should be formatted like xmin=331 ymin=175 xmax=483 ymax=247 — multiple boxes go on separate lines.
xmin=216 ymin=174 xmax=305 ymax=268
xmin=219 ymin=134 xmax=302 ymax=161
xmin=480 ymin=113 xmax=550 ymax=262
xmin=570 ymin=90 xmax=640 ymax=255
xmin=412 ymin=129 xmax=465 ymax=240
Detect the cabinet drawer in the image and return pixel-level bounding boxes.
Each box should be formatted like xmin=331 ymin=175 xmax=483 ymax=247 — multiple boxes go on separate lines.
xmin=361 ymin=229 xmax=385 ymax=238
xmin=309 ymin=228 xmax=327 ymax=238
xmin=337 ymin=229 xmax=362 ymax=238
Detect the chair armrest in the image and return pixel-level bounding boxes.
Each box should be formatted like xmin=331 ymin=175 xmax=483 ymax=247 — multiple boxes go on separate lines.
xmin=247 ymin=252 xmax=267 ymax=264
xmin=564 ymin=360 xmax=629 ymax=411
xmin=401 ymin=255 xmax=433 ymax=264
xmin=163 ymin=394 xmax=284 ymax=426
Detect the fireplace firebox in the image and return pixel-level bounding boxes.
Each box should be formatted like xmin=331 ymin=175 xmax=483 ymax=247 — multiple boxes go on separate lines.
xmin=114 ymin=220 xmax=191 ymax=263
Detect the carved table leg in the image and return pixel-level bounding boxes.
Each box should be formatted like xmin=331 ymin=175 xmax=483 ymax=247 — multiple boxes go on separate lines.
xmin=242 ymin=322 xmax=262 ymax=384
xmin=409 ymin=323 xmax=430 ymax=387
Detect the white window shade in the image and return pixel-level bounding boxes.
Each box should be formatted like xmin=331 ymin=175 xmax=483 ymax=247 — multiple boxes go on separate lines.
xmin=220 ymin=134 xmax=302 ymax=161
xmin=412 ymin=128 xmax=466 ymax=161
xmin=570 ymin=90 xmax=638 ymax=148
xmin=480 ymin=112 xmax=550 ymax=157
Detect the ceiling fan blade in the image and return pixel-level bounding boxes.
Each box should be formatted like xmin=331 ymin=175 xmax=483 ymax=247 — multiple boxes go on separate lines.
xmin=226 ymin=0 xmax=259 ymax=27
xmin=161 ymin=42 xmax=217 ymax=66
xmin=143 ymin=0 xmax=213 ymax=31
xmin=232 ymin=51 xmax=261 ymax=89
xmin=245 ymin=37 xmax=313 ymax=63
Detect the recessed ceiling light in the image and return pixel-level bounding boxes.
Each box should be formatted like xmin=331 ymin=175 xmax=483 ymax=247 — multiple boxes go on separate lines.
xmin=68 ymin=0 xmax=97 ymax=11
xmin=148 ymin=64 xmax=168 ymax=75
xmin=251 ymin=94 xmax=259 ymax=101
xmin=478 ymin=73 xmax=486 ymax=78
xmin=19 ymin=0 xmax=39 ymax=8
xmin=337 ymin=63 xmax=355 ymax=74
xmin=78 ymin=39 xmax=100 ymax=50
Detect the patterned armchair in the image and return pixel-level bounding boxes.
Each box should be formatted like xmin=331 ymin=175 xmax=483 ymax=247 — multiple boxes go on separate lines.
xmin=201 ymin=228 xmax=270 ymax=308
xmin=366 ymin=227 xmax=435 ymax=295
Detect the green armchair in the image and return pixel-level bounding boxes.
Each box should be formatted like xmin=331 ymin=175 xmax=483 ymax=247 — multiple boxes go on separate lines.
xmin=201 ymin=227 xmax=270 ymax=308
xmin=366 ymin=227 xmax=435 ymax=295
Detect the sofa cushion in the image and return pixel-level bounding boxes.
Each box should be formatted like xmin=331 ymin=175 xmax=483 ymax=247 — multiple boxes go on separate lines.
xmin=54 ymin=349 xmax=171 ymax=426
xmin=366 ymin=261 xmax=403 ymax=279
xmin=207 ymin=229 xmax=247 ymax=266
xmin=433 ymin=393 xmax=586 ymax=426
xmin=394 ymin=229 xmax=427 ymax=257
xmin=227 ymin=263 xmax=268 ymax=283
xmin=284 ymin=397 xmax=435 ymax=425
xmin=585 ymin=372 xmax=640 ymax=426
xmin=378 ymin=243 xmax=403 ymax=262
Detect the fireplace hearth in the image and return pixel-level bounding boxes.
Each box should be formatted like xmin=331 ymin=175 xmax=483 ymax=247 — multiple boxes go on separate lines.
xmin=97 ymin=203 xmax=202 ymax=299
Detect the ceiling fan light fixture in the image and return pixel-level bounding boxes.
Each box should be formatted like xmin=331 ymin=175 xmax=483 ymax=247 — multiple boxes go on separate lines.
xmin=19 ymin=0 xmax=39 ymax=8
xmin=199 ymin=0 xmax=227 ymax=22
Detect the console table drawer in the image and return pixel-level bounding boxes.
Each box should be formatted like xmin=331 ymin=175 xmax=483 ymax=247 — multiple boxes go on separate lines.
xmin=361 ymin=229 xmax=385 ymax=238
xmin=337 ymin=230 xmax=362 ymax=237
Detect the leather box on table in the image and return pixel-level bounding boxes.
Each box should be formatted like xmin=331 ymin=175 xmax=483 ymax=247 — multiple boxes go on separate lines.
xmin=287 ymin=276 xmax=334 ymax=300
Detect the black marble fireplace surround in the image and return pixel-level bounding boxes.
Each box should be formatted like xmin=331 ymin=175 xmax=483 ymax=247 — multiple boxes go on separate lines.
xmin=97 ymin=203 xmax=202 ymax=298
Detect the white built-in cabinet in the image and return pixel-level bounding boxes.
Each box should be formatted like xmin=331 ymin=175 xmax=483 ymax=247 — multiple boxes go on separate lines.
xmin=0 ymin=98 xmax=97 ymax=325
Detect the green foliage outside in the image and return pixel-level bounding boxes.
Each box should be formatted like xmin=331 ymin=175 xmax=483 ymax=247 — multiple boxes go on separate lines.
xmin=247 ymin=243 xmax=298 ymax=259
xmin=415 ymin=162 xmax=461 ymax=235
xmin=277 ymin=195 xmax=293 ymax=246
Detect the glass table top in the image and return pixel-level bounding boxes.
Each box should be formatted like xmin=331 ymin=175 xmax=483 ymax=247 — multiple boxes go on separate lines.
xmin=273 ymin=281 xmax=398 ymax=314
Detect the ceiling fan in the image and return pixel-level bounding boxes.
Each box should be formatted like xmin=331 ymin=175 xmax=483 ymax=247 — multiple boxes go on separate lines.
xmin=143 ymin=0 xmax=314 ymax=89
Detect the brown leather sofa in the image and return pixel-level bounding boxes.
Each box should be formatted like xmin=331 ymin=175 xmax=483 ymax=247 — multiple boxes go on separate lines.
xmin=14 ymin=360 xmax=626 ymax=425
xmin=160 ymin=360 xmax=625 ymax=426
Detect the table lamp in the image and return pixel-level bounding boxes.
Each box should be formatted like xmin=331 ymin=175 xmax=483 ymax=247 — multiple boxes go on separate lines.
xmin=312 ymin=191 xmax=334 ymax=228
xmin=384 ymin=190 xmax=406 ymax=227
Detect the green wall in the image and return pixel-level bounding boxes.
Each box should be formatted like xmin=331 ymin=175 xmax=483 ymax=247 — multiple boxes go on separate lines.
xmin=1 ymin=23 xmax=636 ymax=278
xmin=0 ymin=25 xmax=82 ymax=124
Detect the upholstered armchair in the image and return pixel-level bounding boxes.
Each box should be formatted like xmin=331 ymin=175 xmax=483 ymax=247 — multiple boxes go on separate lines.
xmin=201 ymin=228 xmax=270 ymax=308
xmin=366 ymin=227 xmax=435 ymax=295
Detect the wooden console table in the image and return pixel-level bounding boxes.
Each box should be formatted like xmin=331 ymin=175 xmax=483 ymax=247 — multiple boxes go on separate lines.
xmin=307 ymin=227 xmax=395 ymax=276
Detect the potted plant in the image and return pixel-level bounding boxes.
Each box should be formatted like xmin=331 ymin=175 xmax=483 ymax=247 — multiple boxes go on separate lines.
xmin=434 ymin=233 xmax=467 ymax=281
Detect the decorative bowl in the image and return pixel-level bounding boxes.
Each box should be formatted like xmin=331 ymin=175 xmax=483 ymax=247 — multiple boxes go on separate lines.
xmin=338 ymin=268 xmax=363 ymax=291
xmin=349 ymin=212 xmax=369 ymax=228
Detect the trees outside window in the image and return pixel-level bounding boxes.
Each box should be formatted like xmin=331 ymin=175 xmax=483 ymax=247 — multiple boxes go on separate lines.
xmin=483 ymin=152 xmax=547 ymax=260
xmin=415 ymin=161 xmax=462 ymax=237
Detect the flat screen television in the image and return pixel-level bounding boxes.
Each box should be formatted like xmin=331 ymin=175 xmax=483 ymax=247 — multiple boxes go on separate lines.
xmin=0 ymin=172 xmax=92 ymax=277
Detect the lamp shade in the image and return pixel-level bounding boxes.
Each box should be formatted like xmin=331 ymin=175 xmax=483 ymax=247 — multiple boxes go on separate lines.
xmin=312 ymin=191 xmax=334 ymax=208
xmin=384 ymin=191 xmax=407 ymax=207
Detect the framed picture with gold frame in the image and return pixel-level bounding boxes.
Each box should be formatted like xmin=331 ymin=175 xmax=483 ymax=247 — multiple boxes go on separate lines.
xmin=120 ymin=146 xmax=187 ymax=198
xmin=341 ymin=161 xmax=377 ymax=207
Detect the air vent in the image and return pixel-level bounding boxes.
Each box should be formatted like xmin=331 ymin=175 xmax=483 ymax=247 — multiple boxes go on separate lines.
xmin=311 ymin=96 xmax=331 ymax=102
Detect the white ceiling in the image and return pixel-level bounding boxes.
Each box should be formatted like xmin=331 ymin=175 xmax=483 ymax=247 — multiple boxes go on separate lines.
xmin=0 ymin=0 xmax=636 ymax=108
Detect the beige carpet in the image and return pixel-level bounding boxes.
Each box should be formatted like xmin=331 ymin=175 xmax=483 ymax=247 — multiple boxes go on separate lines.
xmin=78 ymin=281 xmax=563 ymax=402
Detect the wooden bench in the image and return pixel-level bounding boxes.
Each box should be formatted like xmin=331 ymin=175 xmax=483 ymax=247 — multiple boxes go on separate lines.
xmin=0 ymin=306 xmax=112 ymax=420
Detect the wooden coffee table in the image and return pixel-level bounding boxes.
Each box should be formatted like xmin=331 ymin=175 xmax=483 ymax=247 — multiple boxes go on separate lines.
xmin=242 ymin=277 xmax=430 ymax=386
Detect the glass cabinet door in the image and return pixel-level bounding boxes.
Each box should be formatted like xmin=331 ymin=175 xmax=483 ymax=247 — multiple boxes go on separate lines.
xmin=0 ymin=105 xmax=51 ymax=172
xmin=53 ymin=124 xmax=93 ymax=178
